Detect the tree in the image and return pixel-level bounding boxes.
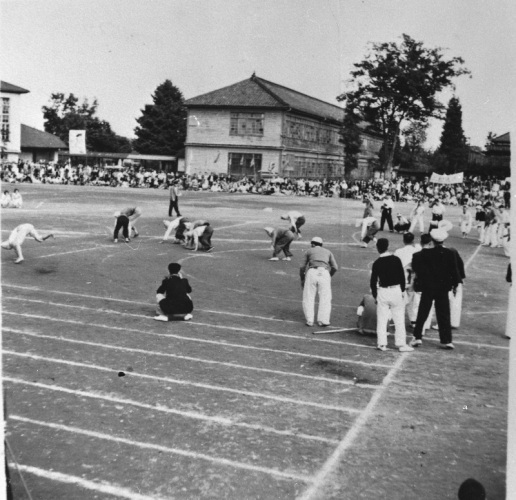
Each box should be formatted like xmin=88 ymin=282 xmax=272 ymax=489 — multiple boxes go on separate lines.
xmin=437 ymin=97 xmax=468 ymax=173
xmin=341 ymin=100 xmax=362 ymax=175
xmin=42 ymin=93 xmax=132 ymax=153
xmin=133 ymin=80 xmax=187 ymax=155
xmin=337 ymin=34 xmax=470 ymax=179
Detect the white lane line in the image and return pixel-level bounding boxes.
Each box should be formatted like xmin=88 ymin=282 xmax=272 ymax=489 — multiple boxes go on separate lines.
xmin=298 ymin=354 xmax=408 ymax=500
xmin=4 ymin=377 xmax=337 ymax=444
xmin=3 ymin=284 xmax=300 ymax=323
xmin=6 ymin=463 xmax=170 ymax=500
xmin=4 ymin=351 xmax=362 ymax=414
xmin=216 ymin=221 xmax=256 ymax=230
xmin=5 ymin=328 xmax=358 ymax=386
xmin=2 ymin=312 xmax=390 ymax=370
xmin=464 ymin=310 xmax=507 ymax=315
xmin=414 ymin=335 xmax=509 ymax=350
xmin=35 ymin=244 xmax=115 ymax=259
xmin=465 ymin=243 xmax=483 ymax=268
xmin=11 ymin=415 xmax=311 ymax=483
xmin=3 ymin=300 xmax=382 ymax=352
xmin=340 ymin=266 xmax=370 ymax=272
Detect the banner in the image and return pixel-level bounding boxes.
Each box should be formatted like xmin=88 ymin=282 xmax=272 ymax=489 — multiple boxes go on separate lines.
xmin=69 ymin=130 xmax=86 ymax=154
xmin=429 ymin=172 xmax=464 ymax=184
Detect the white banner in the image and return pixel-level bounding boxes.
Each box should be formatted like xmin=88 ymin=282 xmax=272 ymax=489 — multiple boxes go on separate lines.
xmin=429 ymin=172 xmax=464 ymax=184
xmin=69 ymin=130 xmax=86 ymax=154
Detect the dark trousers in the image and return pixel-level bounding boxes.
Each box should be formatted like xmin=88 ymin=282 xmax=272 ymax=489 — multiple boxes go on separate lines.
xmin=413 ymin=289 xmax=452 ymax=344
xmin=380 ymin=209 xmax=393 ymax=230
xmin=114 ymin=215 xmax=129 ymax=239
xmin=199 ymin=226 xmax=214 ymax=250
xmin=429 ymin=214 xmax=443 ymax=232
xmin=169 ymin=199 xmax=181 ymax=217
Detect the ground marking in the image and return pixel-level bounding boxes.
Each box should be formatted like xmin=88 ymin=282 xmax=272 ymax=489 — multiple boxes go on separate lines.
xmin=465 ymin=243 xmax=484 ymax=268
xmin=4 ymin=328 xmax=363 ymax=386
xmin=215 ymin=221 xmax=256 ymax=230
xmin=6 ymin=463 xmax=169 ymax=500
xmin=340 ymin=266 xmax=370 ymax=272
xmin=10 ymin=416 xmax=310 ymax=483
xmin=3 ymin=284 xmax=301 ymax=323
xmin=2 ymin=311 xmax=390 ymax=369
xmin=35 ymin=244 xmax=116 ymax=259
xmin=4 ymin=377 xmax=337 ymax=444
xmin=2 ymin=300 xmax=381 ymax=352
xmin=4 ymin=351 xmax=362 ymax=414
xmin=297 ymin=354 xmax=408 ymax=500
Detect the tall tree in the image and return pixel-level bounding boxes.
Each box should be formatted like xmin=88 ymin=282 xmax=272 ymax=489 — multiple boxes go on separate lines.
xmin=437 ymin=97 xmax=468 ymax=173
xmin=42 ymin=93 xmax=131 ymax=152
xmin=133 ymin=80 xmax=187 ymax=155
xmin=341 ymin=100 xmax=362 ymax=175
xmin=337 ymin=34 xmax=470 ymax=179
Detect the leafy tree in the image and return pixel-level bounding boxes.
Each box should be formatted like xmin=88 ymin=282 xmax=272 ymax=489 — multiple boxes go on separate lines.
xmin=341 ymin=99 xmax=362 ymax=175
xmin=42 ymin=93 xmax=131 ymax=152
xmin=337 ymin=34 xmax=470 ymax=179
xmin=133 ymin=80 xmax=187 ymax=155
xmin=437 ymin=97 xmax=468 ymax=173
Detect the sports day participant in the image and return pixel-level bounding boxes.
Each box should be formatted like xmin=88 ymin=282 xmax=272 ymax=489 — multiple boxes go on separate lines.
xmin=154 ymin=262 xmax=194 ymax=322
xmin=114 ymin=206 xmax=142 ymax=239
xmin=264 ymin=226 xmax=295 ymax=261
xmin=280 ymin=210 xmax=305 ymax=238
xmin=1 ymin=223 xmax=54 ymax=263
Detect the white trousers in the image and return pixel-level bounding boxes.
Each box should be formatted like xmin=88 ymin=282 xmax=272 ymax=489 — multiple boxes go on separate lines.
xmin=450 ymin=283 xmax=463 ymax=328
xmin=409 ymin=215 xmax=424 ymax=233
xmin=303 ymin=268 xmax=332 ymax=324
xmin=376 ymin=286 xmax=406 ymax=347
xmin=476 ymin=222 xmax=485 ymax=242
xmin=483 ymin=223 xmax=498 ymax=246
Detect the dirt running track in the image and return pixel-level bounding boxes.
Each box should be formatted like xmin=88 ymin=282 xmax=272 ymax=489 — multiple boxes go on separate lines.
xmin=1 ymin=183 xmax=509 ymax=499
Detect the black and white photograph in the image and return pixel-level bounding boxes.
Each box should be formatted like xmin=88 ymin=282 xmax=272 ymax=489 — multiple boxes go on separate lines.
xmin=1 ymin=0 xmax=515 ymax=498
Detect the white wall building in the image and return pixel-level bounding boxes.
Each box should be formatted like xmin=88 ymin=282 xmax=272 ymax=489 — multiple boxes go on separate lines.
xmin=0 ymin=81 xmax=30 ymax=161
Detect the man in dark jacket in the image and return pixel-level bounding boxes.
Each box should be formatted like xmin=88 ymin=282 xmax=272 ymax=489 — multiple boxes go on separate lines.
xmin=154 ymin=263 xmax=194 ymax=321
xmin=410 ymin=228 xmax=461 ymax=349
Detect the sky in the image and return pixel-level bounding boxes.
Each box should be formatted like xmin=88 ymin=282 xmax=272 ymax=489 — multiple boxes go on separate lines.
xmin=1 ymin=0 xmax=515 ymax=150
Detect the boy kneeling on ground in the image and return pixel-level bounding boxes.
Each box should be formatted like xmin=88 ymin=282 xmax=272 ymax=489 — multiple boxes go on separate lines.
xmin=154 ymin=263 xmax=194 ymax=322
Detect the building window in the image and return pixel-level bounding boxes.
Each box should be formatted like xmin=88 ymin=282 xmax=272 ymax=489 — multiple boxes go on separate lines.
xmin=1 ymin=98 xmax=10 ymax=143
xmin=230 ymin=113 xmax=264 ymax=136
xmin=228 ymin=153 xmax=262 ymax=178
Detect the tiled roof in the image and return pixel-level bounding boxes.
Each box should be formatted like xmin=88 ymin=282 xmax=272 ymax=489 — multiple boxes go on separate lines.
xmin=186 ymin=74 xmax=344 ymax=123
xmin=1 ymin=81 xmax=30 ymax=94
xmin=21 ymin=124 xmax=67 ymax=149
xmin=492 ymin=132 xmax=510 ymax=143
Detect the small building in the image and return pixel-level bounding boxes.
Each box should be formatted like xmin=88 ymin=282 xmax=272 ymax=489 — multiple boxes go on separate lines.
xmin=20 ymin=124 xmax=67 ymax=163
xmin=1 ymin=81 xmax=30 ymax=161
xmin=185 ymin=74 xmax=347 ymax=179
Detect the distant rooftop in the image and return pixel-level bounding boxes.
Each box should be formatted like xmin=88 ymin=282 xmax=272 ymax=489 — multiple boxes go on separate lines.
xmin=186 ymin=74 xmax=344 ymax=123
xmin=21 ymin=124 xmax=67 ymax=149
xmin=492 ymin=132 xmax=510 ymax=143
xmin=1 ymin=81 xmax=30 ymax=94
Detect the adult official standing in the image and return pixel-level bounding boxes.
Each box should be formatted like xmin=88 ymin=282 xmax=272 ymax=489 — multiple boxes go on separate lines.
xmin=371 ymin=238 xmax=413 ymax=352
xmin=168 ymin=181 xmax=181 ymax=217
xmin=300 ymin=237 xmax=338 ymax=327
xmin=410 ymin=228 xmax=461 ymax=349
xmin=380 ymin=194 xmax=394 ymax=232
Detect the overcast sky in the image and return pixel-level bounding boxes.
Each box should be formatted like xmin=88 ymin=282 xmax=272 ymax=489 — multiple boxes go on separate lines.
xmin=1 ymin=0 xmax=515 ymax=149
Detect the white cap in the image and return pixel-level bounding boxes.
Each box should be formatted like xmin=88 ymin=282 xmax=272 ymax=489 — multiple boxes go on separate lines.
xmin=311 ymin=236 xmax=323 ymax=245
xmin=430 ymin=228 xmax=448 ymax=242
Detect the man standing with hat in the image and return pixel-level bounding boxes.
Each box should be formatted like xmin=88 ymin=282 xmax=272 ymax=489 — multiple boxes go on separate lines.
xmin=300 ymin=237 xmax=338 ymax=327
xmin=410 ymin=227 xmax=461 ymax=349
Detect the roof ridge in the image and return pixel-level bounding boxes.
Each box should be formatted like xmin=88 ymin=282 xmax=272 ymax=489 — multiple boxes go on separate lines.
xmin=254 ymin=75 xmax=344 ymax=112
xmin=251 ymin=75 xmax=289 ymax=108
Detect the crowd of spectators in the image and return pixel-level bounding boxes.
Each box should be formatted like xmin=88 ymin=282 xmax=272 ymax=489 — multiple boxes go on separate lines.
xmin=0 ymin=160 xmax=510 ymax=208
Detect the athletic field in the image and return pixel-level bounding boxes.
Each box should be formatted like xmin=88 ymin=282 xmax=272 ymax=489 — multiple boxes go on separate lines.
xmin=1 ymin=183 xmax=509 ymax=499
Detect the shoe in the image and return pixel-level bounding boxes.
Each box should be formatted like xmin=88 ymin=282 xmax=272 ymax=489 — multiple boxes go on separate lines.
xmin=360 ymin=243 xmax=368 ymax=248
xmin=282 ymin=257 xmax=291 ymax=261
xmin=410 ymin=338 xmax=423 ymax=347
xmin=269 ymin=257 xmax=279 ymax=261
xmin=317 ymin=322 xmax=330 ymax=327
xmin=14 ymin=258 xmax=24 ymax=264
xmin=133 ymin=233 xmax=139 ymax=238
xmin=377 ymin=345 xmax=388 ymax=351
xmin=125 ymin=238 xmax=130 ymax=243
xmin=306 ymin=321 xmax=314 ymax=327
xmin=440 ymin=343 xmax=455 ymax=349
xmin=113 ymin=239 xmax=118 ymax=243
xmin=153 ymin=315 xmax=168 ymax=322
xmin=431 ymin=324 xmax=439 ymax=330
xmin=183 ymin=313 xmax=193 ymax=321
xmin=206 ymin=246 xmax=214 ymax=253
xmin=398 ymin=345 xmax=414 ymax=352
